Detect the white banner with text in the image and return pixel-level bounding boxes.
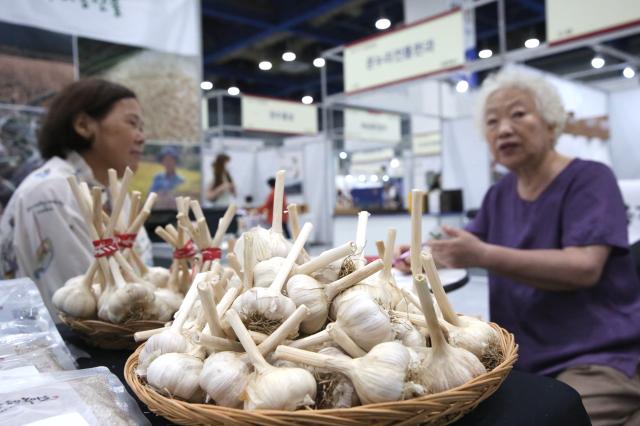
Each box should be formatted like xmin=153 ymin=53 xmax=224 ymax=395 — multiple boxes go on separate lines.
xmin=241 ymin=95 xmax=318 ymax=135
xmin=344 ymin=109 xmax=401 ymax=143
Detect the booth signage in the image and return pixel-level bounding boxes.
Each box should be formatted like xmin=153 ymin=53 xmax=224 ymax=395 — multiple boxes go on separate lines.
xmin=343 ymin=9 xmax=464 ymax=93
xmin=0 ymin=0 xmax=199 ymax=56
xmin=546 ymin=0 xmax=640 ymax=44
xmin=412 ymin=132 xmax=442 ymax=156
xmin=351 ymin=148 xmax=395 ymax=164
xmin=344 ymin=109 xmax=401 ymax=143
xmin=241 ymin=95 xmax=318 ymax=135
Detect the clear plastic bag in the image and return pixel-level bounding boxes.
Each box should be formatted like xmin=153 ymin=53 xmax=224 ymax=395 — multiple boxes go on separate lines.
xmin=0 ymin=278 xmax=58 ymax=336
xmin=0 ymin=367 xmax=149 ymax=426
xmin=0 ymin=332 xmax=76 ymax=372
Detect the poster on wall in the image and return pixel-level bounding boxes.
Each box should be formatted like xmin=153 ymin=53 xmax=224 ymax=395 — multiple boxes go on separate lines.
xmin=130 ymin=142 xmax=201 ymax=210
xmin=343 ymin=9 xmax=464 ymax=93
xmin=280 ymin=150 xmax=304 ymax=195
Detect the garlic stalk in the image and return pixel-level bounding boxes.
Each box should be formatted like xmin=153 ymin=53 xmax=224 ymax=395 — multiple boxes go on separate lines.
xmin=52 ymin=261 xmax=98 ymax=318
xmin=421 ymin=251 xmax=500 ymax=368
xmin=275 ymin=340 xmax=410 ymax=404
xmin=288 ymin=258 xmax=384 ymax=335
xmin=199 ymin=306 xmax=312 ymax=408
xmin=231 ymin=223 xmax=313 ymax=335
xmin=137 ymin=272 xmax=204 ymax=375
xmin=412 ymin=273 xmax=486 ymax=394
xmin=410 ymin=189 xmax=424 ymax=277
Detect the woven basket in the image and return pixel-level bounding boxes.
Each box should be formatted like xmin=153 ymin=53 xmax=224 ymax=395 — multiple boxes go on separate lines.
xmin=59 ymin=313 xmax=165 ymax=350
xmin=125 ymin=323 xmax=518 ymax=425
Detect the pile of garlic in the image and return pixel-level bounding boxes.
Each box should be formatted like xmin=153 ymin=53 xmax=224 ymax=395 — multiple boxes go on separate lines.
xmin=52 ymin=169 xmax=170 ymax=324
xmin=133 ymin=174 xmax=504 ymax=413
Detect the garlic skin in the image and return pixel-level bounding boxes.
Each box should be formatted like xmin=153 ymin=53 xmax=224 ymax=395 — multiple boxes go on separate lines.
xmin=199 ymin=352 xmax=250 ymax=408
xmin=144 ymin=266 xmax=171 ymax=288
xmin=52 ymin=275 xmax=97 ymax=318
xmin=391 ymin=315 xmax=427 ymax=347
xmin=147 ymin=353 xmax=204 ymax=402
xmin=244 ymin=367 xmax=317 ymax=411
xmin=231 ymin=287 xmax=297 ymax=335
xmin=335 ymin=293 xmax=394 ymax=351
xmin=286 ymin=274 xmax=328 ymax=334
xmin=234 ymin=227 xmax=292 ymax=267
xmin=253 ymin=257 xmax=286 ymax=288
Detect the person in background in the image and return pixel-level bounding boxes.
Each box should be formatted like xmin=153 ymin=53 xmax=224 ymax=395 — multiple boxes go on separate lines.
xmin=255 ymin=177 xmax=290 ymax=238
xmin=207 ymin=153 xmax=235 ymax=208
xmin=398 ymin=70 xmax=640 ymax=425
xmin=149 ymin=145 xmax=184 ymax=209
xmin=0 ymin=78 xmax=152 ymax=317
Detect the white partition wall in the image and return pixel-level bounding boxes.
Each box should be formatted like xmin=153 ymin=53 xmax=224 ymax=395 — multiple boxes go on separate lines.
xmin=609 ymin=87 xmax=640 ymax=180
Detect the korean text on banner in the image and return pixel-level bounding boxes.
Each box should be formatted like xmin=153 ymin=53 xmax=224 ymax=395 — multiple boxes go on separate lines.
xmin=344 ymin=109 xmax=401 ymax=144
xmin=546 ymin=0 xmax=640 ymax=44
xmin=344 ymin=9 xmax=464 ymax=93
xmin=0 ymin=0 xmax=199 ymax=56
xmin=241 ymin=95 xmax=318 ymax=135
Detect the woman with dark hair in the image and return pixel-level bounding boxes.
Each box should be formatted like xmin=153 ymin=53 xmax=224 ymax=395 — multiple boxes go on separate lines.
xmin=0 ymin=78 xmax=152 ymax=316
xmin=206 ymin=153 xmax=235 ymax=207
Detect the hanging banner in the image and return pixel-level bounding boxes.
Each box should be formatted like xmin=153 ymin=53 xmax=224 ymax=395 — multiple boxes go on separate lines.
xmin=344 ymin=9 xmax=464 ymax=94
xmin=0 ymin=0 xmax=199 ymax=56
xmin=344 ymin=109 xmax=401 ymax=143
xmin=241 ymin=95 xmax=318 ymax=135
xmin=546 ymin=0 xmax=640 ymax=45
xmin=412 ymin=132 xmax=442 ymax=156
xmin=351 ymin=148 xmax=395 ymax=164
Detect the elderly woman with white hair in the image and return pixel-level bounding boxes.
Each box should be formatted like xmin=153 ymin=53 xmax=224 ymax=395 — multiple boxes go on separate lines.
xmin=420 ymin=70 xmax=640 ymax=425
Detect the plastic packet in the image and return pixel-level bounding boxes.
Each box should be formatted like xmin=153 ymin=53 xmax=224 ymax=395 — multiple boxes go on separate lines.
xmin=0 ymin=367 xmax=149 ymax=426
xmin=0 ymin=332 xmax=76 ymax=372
xmin=0 ymin=278 xmax=58 ymax=336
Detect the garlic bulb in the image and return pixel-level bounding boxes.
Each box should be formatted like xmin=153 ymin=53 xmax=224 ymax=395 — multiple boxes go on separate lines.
xmin=253 ymin=257 xmax=286 ymax=288
xmin=390 ymin=314 xmax=426 ymax=347
xmin=144 ymin=266 xmax=171 ymax=288
xmin=52 ymin=263 xmax=98 ymax=318
xmin=335 ymin=294 xmax=394 ymax=351
xmin=287 ymin=259 xmax=384 ymax=335
xmin=412 ymin=273 xmax=486 ymax=394
xmin=234 ymin=226 xmax=292 ymax=267
xmin=146 ymin=352 xmax=204 ymax=402
xmin=198 ymin=305 xmax=311 ymax=408
xmin=232 ymin=223 xmax=312 ymax=335
xmin=137 ymin=273 xmax=204 ymax=375
xmin=152 ymin=288 xmax=183 ymax=321
xmin=275 ymin=340 xmax=410 ymax=404
xmin=225 ymin=309 xmax=317 ymax=411
xmin=314 ymin=346 xmax=360 ymax=409
xmin=421 ymin=251 xmax=500 ymax=368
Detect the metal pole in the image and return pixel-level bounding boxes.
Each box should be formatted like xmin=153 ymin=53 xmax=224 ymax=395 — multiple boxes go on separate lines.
xmin=72 ymin=35 xmax=79 ymax=80
xmin=216 ymin=92 xmax=223 ymax=138
xmin=497 ymin=0 xmax=507 ymax=60
xmin=320 ymin=57 xmax=334 ymax=246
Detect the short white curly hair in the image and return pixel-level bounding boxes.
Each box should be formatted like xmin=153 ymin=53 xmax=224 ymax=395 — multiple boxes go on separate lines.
xmin=476 ymin=69 xmax=567 ymax=141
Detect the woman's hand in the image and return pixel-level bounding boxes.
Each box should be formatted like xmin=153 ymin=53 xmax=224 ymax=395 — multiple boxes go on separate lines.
xmin=428 ymin=226 xmax=488 ymax=269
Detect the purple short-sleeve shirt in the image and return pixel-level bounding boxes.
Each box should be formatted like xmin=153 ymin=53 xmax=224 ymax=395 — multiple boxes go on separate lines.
xmin=467 ymin=159 xmax=640 ymax=377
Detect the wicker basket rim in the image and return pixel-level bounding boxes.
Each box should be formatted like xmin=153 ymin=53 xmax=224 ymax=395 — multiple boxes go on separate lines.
xmin=125 ymin=322 xmax=518 ymax=425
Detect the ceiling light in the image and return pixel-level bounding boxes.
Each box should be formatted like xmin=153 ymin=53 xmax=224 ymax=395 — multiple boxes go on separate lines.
xmin=313 ymin=57 xmax=326 ymax=68
xmin=456 ymin=80 xmax=469 ymax=93
xmin=282 ymin=51 xmax=296 ymax=62
xmin=524 ymin=38 xmax=540 ymax=49
xmin=382 ymin=175 xmax=390 ymax=182
xmin=623 ymin=66 xmax=636 ymax=79
xmin=258 ymin=61 xmax=272 ymax=71
xmin=339 ymin=151 xmax=348 ymax=160
xmin=345 ymin=174 xmax=354 ymax=182
xmin=375 ymin=18 xmax=391 ymax=30
xmin=301 ymin=95 xmax=313 ymax=104
xmin=200 ymin=81 xmax=213 ymax=90
xmin=227 ymin=86 xmax=240 ymax=96
xmin=370 ymin=175 xmax=379 ymax=182
xmin=591 ymin=55 xmax=605 ymax=69
xmin=478 ymin=49 xmax=493 ymax=59
xmin=358 ymin=174 xmax=367 ymax=182
xmin=390 ymin=158 xmax=400 ymax=168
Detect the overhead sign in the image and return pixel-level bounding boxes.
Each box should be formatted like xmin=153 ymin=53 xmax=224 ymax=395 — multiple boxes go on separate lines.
xmin=241 ymin=95 xmax=318 ymax=135
xmin=344 ymin=9 xmax=464 ymax=94
xmin=546 ymin=0 xmax=640 ymax=45
xmin=351 ymin=148 xmax=395 ymax=164
xmin=344 ymin=109 xmax=401 ymax=143
xmin=413 ymin=132 xmax=442 ymax=156
xmin=0 ymin=0 xmax=199 ymax=56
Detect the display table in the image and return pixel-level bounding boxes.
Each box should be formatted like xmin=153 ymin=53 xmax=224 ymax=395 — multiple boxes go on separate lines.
xmin=57 ymin=324 xmax=590 ymax=426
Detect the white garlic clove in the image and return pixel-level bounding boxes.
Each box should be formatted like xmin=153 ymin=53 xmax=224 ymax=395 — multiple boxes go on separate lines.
xmin=335 ymin=293 xmax=394 ymax=351
xmin=244 ymin=367 xmax=316 ymax=411
xmin=286 ymin=274 xmax=328 ymax=334
xmin=199 ymin=351 xmax=250 ymax=408
xmin=147 ymin=353 xmax=204 ymax=402
xmin=253 ymin=257 xmax=286 ymax=288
